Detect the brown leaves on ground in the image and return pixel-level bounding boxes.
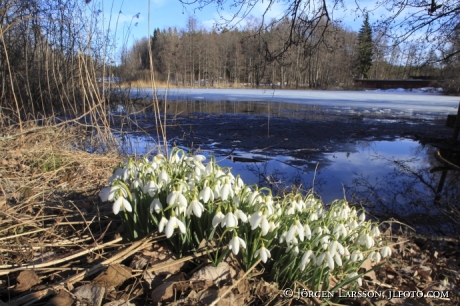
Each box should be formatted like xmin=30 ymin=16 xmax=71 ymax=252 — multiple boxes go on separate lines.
xmin=13 ymin=270 xmax=41 ymax=294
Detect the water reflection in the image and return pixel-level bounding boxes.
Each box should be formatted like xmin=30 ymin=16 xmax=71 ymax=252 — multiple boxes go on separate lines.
xmin=116 ymin=133 xmax=459 ymax=235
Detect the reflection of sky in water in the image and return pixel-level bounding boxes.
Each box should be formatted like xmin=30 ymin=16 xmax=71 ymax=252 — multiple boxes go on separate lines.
xmin=116 ymin=133 xmax=427 ymax=205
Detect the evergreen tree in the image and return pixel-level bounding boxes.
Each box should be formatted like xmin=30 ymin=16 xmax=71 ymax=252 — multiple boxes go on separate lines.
xmin=356 ymin=13 xmax=373 ymax=79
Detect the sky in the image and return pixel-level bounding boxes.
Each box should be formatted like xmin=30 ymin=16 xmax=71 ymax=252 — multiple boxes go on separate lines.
xmin=97 ymin=0 xmax=375 ymax=48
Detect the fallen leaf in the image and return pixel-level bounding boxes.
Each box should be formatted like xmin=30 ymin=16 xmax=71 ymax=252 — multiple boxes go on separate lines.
xmin=151 ymin=282 xmax=175 ymax=303
xmin=14 ymin=270 xmax=41 ymax=293
xmin=191 ymin=262 xmax=235 ymax=283
xmin=360 ymin=258 xmax=377 ymax=283
xmin=45 ymin=289 xmax=73 ymax=306
xmin=73 ymin=284 xmax=105 ymax=306
xmin=93 ymin=264 xmax=132 ymax=288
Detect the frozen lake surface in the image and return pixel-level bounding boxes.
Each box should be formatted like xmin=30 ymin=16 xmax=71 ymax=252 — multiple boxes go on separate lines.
xmin=131 ymin=88 xmax=459 ymax=116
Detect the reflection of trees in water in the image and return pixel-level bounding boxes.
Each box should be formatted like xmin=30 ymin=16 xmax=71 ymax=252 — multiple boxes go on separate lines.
xmin=348 ymin=145 xmax=460 ymax=236
xmin=243 ymin=161 xmax=327 ymax=197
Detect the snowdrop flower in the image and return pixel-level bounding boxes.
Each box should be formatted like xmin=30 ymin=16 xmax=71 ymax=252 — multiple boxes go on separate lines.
xmin=167 ymin=190 xmax=188 ymax=208
xmin=348 ymin=272 xmax=362 ymax=287
xmin=234 ymin=176 xmax=244 ymax=193
xmin=221 ymin=211 xmax=238 ymax=228
xmin=165 ymin=215 xmax=186 ymax=238
xmin=380 ymin=245 xmax=392 ymax=258
xmin=113 ymin=196 xmax=132 ymax=215
xmin=334 ymin=253 xmax=342 ymax=267
xmin=286 ymin=239 xmax=299 ymax=256
xmin=220 ymin=179 xmax=234 ymax=201
xmin=234 ymin=209 xmax=248 ymax=223
xmin=325 ymin=251 xmax=335 ymax=270
xmin=249 ymin=190 xmax=262 ymax=206
xmin=150 ymin=198 xmax=163 ymax=214
xmin=131 ymin=178 xmax=143 ymax=190
xmin=351 ymin=250 xmax=364 ymax=262
xmin=254 ymin=244 xmax=271 ymax=263
xmin=285 ymin=203 xmax=296 ymax=215
xmin=286 ymin=219 xmax=304 ymax=243
xmin=212 ymin=211 xmax=225 ymax=228
xmin=186 ymin=198 xmax=205 ymax=217
xmin=228 ymin=234 xmax=246 ymax=255
xmin=159 ymin=170 xmax=170 ymax=186
xmin=304 ymin=224 xmax=312 ymax=240
xmin=109 ymin=167 xmax=129 ymax=183
xmin=158 ymin=216 xmax=168 ymax=233
xmin=316 ymin=252 xmax=326 ymax=266
xmin=358 ymin=212 xmax=366 ymax=223
xmin=199 ymin=183 xmax=214 ymax=204
xmin=329 ymin=240 xmax=339 ymax=257
xmin=333 ymin=223 xmax=347 ymax=239
xmin=99 ymin=185 xmax=122 ymax=202
xmin=371 ymin=225 xmax=381 ymax=237
xmin=268 ymin=221 xmax=278 ymax=232
xmin=204 ymin=160 xmax=214 ymax=176
xmin=143 ymin=180 xmax=159 ymax=197
xmin=300 ymin=250 xmax=315 ymax=271
xmin=358 ymin=232 xmax=374 ymax=249
xmin=369 ymin=251 xmax=381 ymax=263
xmin=250 ymin=211 xmax=270 ymax=236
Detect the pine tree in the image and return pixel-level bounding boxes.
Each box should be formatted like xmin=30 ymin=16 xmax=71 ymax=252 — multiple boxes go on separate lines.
xmin=356 ymin=13 xmax=373 ymax=79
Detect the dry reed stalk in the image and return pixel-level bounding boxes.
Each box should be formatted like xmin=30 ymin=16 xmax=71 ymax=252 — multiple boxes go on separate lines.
xmin=7 ymin=236 xmax=155 ymax=306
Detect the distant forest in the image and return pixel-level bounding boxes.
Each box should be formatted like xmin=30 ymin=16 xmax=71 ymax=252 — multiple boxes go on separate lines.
xmin=117 ymin=16 xmax=459 ymax=91
xmin=1 ymin=1 xmax=459 ymax=123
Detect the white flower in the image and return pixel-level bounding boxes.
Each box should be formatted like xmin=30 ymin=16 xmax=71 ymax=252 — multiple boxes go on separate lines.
xmin=358 ymin=212 xmax=366 ymax=223
xmin=300 ymin=250 xmax=315 ymax=271
xmin=351 ymin=250 xmax=364 ymax=262
xmin=235 ymin=209 xmax=248 ymax=223
xmin=131 ymin=178 xmax=143 ymax=190
xmin=334 ymin=253 xmax=342 ymax=267
xmin=316 ymin=252 xmax=326 ymax=266
xmin=113 ymin=196 xmax=132 ymax=215
xmin=380 ymin=246 xmax=392 ymax=258
xmin=304 ymin=224 xmax=312 ymax=240
xmin=254 ymin=244 xmax=271 ymax=263
xmin=187 ymin=198 xmax=205 ymax=217
xmin=212 ymin=211 xmax=225 ymax=227
xmin=158 ymin=216 xmax=168 ymax=233
xmin=199 ymin=185 xmax=214 ymax=203
xmin=99 ymin=185 xmax=122 ymax=202
xmin=220 ymin=180 xmax=234 ymax=201
xmin=348 ymin=272 xmax=362 ymax=287
xmin=144 ymin=180 xmax=159 ymax=197
xmin=150 ymin=198 xmax=163 ymax=214
xmin=159 ymin=170 xmax=170 ymax=185
xmin=165 ymin=216 xmax=186 ymax=238
xmin=371 ymin=225 xmax=381 ymax=237
xmin=221 ymin=211 xmax=238 ymax=228
xmin=326 ymin=251 xmax=334 ymax=270
xmin=369 ymin=251 xmax=381 ymax=263
xmin=286 ymin=219 xmax=304 ymax=243
xmin=228 ymin=235 xmax=246 ymax=255
xmin=250 ymin=211 xmax=269 ymax=235
xmin=109 ymin=167 xmax=129 ymax=183
xmin=167 ymin=190 xmax=188 ymax=214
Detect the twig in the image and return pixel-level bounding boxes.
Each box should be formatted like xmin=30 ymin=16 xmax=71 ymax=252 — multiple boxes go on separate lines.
xmin=7 ymin=236 xmax=153 ymax=306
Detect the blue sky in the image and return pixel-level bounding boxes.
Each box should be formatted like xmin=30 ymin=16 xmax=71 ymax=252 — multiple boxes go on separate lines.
xmin=97 ymin=0 xmax=374 ymax=49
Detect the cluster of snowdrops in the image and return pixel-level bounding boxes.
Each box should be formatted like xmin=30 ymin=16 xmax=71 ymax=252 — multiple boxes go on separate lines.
xmin=99 ymin=148 xmax=391 ymax=291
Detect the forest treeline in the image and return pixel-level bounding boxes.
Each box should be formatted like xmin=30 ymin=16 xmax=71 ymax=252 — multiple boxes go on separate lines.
xmin=0 ymin=1 xmax=459 ymax=123
xmin=118 ymin=16 xmax=459 ymax=91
